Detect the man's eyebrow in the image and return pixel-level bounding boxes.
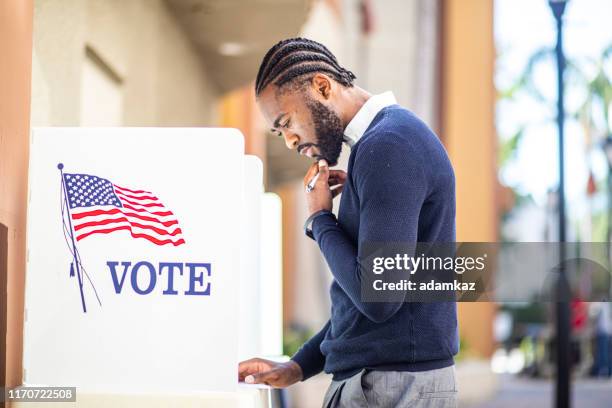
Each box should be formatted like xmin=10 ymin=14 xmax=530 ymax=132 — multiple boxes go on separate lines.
xmin=272 ymin=113 xmax=287 ymax=129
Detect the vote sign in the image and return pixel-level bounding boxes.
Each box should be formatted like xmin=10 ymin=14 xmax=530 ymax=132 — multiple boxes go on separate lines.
xmin=24 ymin=127 xmax=244 ymax=393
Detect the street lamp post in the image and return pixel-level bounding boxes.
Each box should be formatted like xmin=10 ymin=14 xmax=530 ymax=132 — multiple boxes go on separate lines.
xmin=548 ymin=1 xmax=571 ymax=408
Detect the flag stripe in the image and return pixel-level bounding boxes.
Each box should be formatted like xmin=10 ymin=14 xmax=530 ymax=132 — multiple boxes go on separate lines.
xmin=113 ymin=184 xmax=152 ymax=195
xmin=122 ymin=203 xmax=173 ymax=217
xmin=73 ymin=216 xmax=182 ymax=236
xmin=115 ymin=191 xmax=161 ymax=204
xmin=73 ymin=208 xmax=179 ymax=227
xmin=117 ymin=196 xmax=164 ymax=208
xmin=117 ymin=200 xmax=162 ymax=212
xmin=74 ymin=216 xmax=183 ymax=242
xmin=76 ymin=225 xmax=185 ymax=246
xmin=114 ymin=191 xmax=158 ymax=201
xmin=72 ymin=208 xmax=121 ymax=220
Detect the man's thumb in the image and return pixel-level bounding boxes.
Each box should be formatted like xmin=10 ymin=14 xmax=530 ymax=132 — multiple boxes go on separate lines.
xmin=318 ymin=159 xmax=329 ymax=179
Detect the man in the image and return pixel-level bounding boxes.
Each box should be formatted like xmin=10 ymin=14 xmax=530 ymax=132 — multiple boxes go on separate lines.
xmin=239 ymin=38 xmax=459 ymax=407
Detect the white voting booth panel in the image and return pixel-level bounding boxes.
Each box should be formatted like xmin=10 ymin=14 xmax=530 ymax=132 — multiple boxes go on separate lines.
xmin=259 ymin=193 xmax=283 ymax=357
xmin=238 ymin=156 xmax=263 ymax=361
xmin=238 ymin=161 xmax=285 ymax=360
xmin=24 ymin=128 xmax=246 ymax=395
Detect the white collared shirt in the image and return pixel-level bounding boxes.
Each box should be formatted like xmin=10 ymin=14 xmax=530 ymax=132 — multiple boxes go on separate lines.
xmin=343 ymin=91 xmax=397 ymax=148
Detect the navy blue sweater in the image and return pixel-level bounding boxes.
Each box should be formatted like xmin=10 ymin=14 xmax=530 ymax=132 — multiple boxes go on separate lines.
xmin=291 ymin=105 xmax=459 ymax=381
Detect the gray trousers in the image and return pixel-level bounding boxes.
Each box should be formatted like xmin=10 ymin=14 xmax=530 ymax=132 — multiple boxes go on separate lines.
xmin=322 ymin=366 xmax=457 ymax=408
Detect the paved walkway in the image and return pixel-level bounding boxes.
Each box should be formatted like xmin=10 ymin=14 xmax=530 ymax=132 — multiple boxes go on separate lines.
xmin=471 ymin=374 xmax=612 ymax=408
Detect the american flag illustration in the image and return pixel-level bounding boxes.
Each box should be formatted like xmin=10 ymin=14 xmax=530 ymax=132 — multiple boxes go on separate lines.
xmin=63 ymin=173 xmax=186 ymax=246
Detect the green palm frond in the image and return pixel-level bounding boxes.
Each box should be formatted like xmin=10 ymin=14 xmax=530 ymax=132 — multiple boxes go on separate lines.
xmin=499 ymin=127 xmax=525 ymax=167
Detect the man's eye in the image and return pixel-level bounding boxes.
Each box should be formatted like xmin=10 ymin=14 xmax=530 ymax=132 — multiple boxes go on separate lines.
xmin=282 ymin=120 xmax=290 ymax=128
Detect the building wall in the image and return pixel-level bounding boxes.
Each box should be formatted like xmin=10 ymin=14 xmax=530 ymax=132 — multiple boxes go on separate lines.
xmin=340 ymin=0 xmax=418 ymax=108
xmin=31 ymin=0 xmax=219 ymax=128
xmin=339 ymin=0 xmax=440 ymax=129
xmin=219 ymin=86 xmax=267 ymax=172
xmin=0 ymin=0 xmax=33 ymax=396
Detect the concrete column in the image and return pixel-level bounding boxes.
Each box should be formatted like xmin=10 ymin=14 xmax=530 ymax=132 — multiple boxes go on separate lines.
xmin=440 ymin=0 xmax=497 ymax=358
xmin=0 ymin=0 xmax=33 ymax=396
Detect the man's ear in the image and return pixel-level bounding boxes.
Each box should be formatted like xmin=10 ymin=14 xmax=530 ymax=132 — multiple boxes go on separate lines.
xmin=311 ymin=73 xmax=332 ymax=99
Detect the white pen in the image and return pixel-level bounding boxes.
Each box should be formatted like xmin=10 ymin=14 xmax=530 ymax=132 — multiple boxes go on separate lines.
xmin=306 ymin=160 xmax=327 ymax=192
xmin=305 ymin=172 xmax=320 ymax=193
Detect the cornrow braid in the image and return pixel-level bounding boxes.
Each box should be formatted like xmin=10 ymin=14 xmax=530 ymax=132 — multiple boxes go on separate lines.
xmin=255 ymin=37 xmax=356 ymax=96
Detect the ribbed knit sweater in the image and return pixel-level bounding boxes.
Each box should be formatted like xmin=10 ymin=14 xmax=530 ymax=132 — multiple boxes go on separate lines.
xmin=291 ymin=104 xmax=459 ymax=381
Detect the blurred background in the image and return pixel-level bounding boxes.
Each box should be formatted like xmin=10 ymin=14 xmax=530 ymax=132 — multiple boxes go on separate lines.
xmin=1 ymin=0 xmax=611 ymax=407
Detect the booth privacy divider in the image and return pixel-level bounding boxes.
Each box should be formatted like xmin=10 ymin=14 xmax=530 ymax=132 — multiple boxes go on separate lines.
xmin=22 ymin=128 xmax=280 ymax=402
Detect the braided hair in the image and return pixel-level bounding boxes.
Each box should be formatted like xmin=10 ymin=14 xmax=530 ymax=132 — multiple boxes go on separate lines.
xmin=255 ymin=37 xmax=356 ymax=96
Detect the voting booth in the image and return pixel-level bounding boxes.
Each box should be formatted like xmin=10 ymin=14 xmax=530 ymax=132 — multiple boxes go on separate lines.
xmin=19 ymin=128 xmax=284 ymax=407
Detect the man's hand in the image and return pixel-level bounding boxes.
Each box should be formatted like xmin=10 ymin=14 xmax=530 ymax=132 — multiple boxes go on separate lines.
xmin=238 ymin=358 xmax=303 ymax=388
xmin=328 ymin=168 xmax=347 ymax=199
xmin=303 ymin=160 xmax=347 ymax=216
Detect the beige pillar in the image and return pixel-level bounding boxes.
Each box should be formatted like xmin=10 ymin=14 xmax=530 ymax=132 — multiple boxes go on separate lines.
xmin=0 ymin=0 xmax=33 ymax=400
xmin=441 ymin=0 xmax=497 ymax=358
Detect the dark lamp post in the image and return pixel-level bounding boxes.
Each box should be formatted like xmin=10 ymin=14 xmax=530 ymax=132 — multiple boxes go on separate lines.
xmin=548 ymin=1 xmax=571 ymax=407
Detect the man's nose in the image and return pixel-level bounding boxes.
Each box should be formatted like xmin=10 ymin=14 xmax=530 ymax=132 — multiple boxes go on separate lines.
xmin=284 ymin=132 xmax=299 ymax=150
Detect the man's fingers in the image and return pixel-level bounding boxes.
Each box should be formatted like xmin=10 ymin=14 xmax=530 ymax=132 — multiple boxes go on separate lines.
xmin=303 ymin=162 xmax=319 ymax=187
xmin=317 ymin=160 xmax=329 ymax=183
xmin=328 ymin=169 xmax=346 ymax=193
xmin=238 ymin=358 xmax=272 ymax=381
xmin=245 ymin=368 xmax=280 ymax=385
xmin=331 ymin=184 xmax=344 ymax=199
xmin=238 ymin=357 xmax=264 ymax=372
xmin=328 ymin=176 xmax=346 ymax=187
xmin=328 ymin=169 xmax=347 ymax=183
xmin=303 ymin=160 xmax=333 ymax=190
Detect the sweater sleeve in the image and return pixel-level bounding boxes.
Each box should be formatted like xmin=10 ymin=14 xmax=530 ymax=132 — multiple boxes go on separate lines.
xmin=290 ymin=320 xmax=330 ymax=380
xmin=311 ymin=136 xmax=428 ymax=323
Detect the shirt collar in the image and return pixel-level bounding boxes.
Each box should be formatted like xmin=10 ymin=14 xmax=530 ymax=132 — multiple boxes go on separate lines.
xmin=343 ymin=91 xmax=397 ymax=148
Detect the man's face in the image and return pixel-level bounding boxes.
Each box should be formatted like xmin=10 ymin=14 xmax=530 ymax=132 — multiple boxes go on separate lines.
xmin=258 ymin=77 xmax=344 ymax=166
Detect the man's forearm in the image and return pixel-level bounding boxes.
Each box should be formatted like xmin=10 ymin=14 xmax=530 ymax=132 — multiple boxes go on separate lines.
xmin=310 ymin=136 xmax=428 ymax=323
xmin=311 ymin=213 xmax=404 ymax=323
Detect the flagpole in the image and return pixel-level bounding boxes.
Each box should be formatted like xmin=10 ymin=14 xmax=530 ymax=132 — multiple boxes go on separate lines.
xmin=58 ymin=163 xmax=87 ymax=313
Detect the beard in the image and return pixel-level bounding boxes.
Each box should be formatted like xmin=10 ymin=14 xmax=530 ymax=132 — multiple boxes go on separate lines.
xmin=305 ymin=98 xmax=344 ymax=166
